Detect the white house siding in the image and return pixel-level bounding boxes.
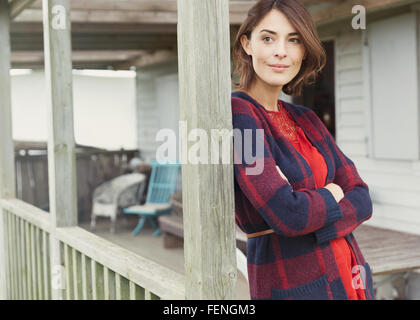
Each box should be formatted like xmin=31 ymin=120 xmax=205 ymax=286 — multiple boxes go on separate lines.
xmin=10 ymin=69 xmax=137 ymax=150
xmin=325 ymin=9 xmax=420 ymax=235
xmin=136 ymin=60 xmax=179 ymax=162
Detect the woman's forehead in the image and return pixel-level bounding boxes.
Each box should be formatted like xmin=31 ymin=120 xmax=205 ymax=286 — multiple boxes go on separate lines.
xmin=254 ymin=10 xmax=297 ymax=35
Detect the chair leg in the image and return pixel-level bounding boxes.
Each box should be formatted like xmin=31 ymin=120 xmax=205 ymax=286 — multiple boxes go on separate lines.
xmin=90 ymin=215 xmax=96 ymax=232
xmin=149 ymin=217 xmax=161 ymax=237
xmin=110 ymin=215 xmax=116 ymax=234
xmin=132 ymin=216 xmax=146 ymax=236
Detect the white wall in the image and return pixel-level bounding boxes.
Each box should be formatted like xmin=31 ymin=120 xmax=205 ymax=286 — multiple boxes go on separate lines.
xmin=10 ymin=69 xmax=137 ymax=150
xmin=136 ymin=60 xmax=179 ymax=162
xmin=328 ymin=10 xmax=420 ymax=235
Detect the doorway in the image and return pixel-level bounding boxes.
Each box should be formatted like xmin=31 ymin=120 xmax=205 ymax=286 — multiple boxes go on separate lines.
xmin=293 ymin=40 xmax=336 ymax=139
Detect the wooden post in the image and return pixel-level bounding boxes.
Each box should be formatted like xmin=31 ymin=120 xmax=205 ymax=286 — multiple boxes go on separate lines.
xmin=42 ymin=0 xmax=77 ymax=300
xmin=0 ymin=0 xmax=16 ymax=300
xmin=177 ymin=0 xmax=237 ymax=299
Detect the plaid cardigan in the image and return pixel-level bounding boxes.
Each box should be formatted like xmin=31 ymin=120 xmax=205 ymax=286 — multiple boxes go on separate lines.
xmin=231 ymin=91 xmax=374 ymax=300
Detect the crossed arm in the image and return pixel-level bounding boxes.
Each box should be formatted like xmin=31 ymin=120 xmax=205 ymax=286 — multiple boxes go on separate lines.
xmin=232 ymin=99 xmax=372 ymax=242
xmin=232 ymin=98 xmax=343 ymax=237
xmin=305 ymin=110 xmax=373 ymax=244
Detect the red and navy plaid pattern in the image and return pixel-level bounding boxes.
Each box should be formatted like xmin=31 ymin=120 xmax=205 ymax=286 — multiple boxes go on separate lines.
xmin=232 ymin=91 xmax=374 ymax=300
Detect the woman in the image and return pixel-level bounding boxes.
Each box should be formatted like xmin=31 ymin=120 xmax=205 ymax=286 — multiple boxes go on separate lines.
xmin=231 ymin=0 xmax=374 ymax=300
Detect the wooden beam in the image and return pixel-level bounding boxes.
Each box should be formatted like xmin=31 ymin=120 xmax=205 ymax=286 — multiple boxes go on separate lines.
xmin=30 ymin=0 xmax=256 ymax=13
xmin=0 ymin=0 xmax=15 ymax=300
xmin=116 ymin=49 xmax=177 ymax=69
xmin=311 ymin=0 xmax=420 ymax=26
xmin=17 ymin=8 xmax=179 ymax=24
xmin=30 ymin=0 xmax=179 ymax=12
xmin=10 ymin=0 xmax=37 ymax=19
xmin=178 ymin=0 xmax=237 ymax=299
xmin=42 ymin=0 xmax=78 ymax=300
xmin=11 ymin=22 xmax=178 ymax=34
xmin=11 ymin=49 xmax=149 ymax=63
xmin=15 ymin=7 xmax=250 ymax=24
xmin=15 ymin=0 xmax=419 ymax=25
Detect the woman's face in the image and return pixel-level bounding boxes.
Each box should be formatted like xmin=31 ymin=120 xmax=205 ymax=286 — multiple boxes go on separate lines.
xmin=240 ymin=9 xmax=306 ymax=89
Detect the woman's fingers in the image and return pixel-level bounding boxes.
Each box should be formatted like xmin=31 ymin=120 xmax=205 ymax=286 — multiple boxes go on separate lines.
xmin=276 ymin=166 xmax=289 ymax=183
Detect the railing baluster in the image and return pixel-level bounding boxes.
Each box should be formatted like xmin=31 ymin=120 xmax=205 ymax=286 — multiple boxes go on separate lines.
xmin=120 ymin=276 xmax=130 ymax=300
xmin=64 ymin=243 xmax=72 ymax=300
xmin=42 ymin=230 xmax=49 ymax=299
xmin=137 ymin=285 xmax=145 ymax=300
xmin=7 ymin=213 xmax=17 ymax=300
xmin=2 ymin=211 xmax=10 ymax=299
xmin=75 ymin=250 xmax=83 ymax=299
xmin=104 ymin=266 xmax=109 ymax=300
xmin=46 ymin=233 xmax=51 ymax=299
xmin=91 ymin=260 xmax=104 ymax=300
xmin=72 ymin=248 xmax=79 ymax=299
xmin=10 ymin=212 xmax=18 ymax=299
xmin=115 ymin=274 xmax=121 ymax=300
xmin=15 ymin=215 xmax=21 ymax=299
xmin=20 ymin=218 xmax=27 ymax=300
xmin=108 ymin=269 xmax=116 ymax=300
xmin=30 ymin=224 xmax=37 ymax=299
xmin=145 ymin=289 xmax=151 ymax=300
xmin=129 ymin=281 xmax=136 ymax=300
xmin=81 ymin=254 xmax=87 ymax=300
xmin=85 ymin=255 xmax=93 ymax=300
xmin=91 ymin=260 xmax=97 ymax=300
xmin=6 ymin=211 xmax=14 ymax=299
xmin=25 ymin=221 xmax=32 ymax=299
xmin=15 ymin=215 xmax=22 ymax=299
xmin=36 ymin=227 xmax=43 ymax=299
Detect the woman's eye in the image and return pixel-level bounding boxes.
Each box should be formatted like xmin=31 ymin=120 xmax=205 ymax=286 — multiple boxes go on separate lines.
xmin=290 ymin=38 xmax=301 ymax=43
xmin=263 ymin=36 xmax=272 ymax=43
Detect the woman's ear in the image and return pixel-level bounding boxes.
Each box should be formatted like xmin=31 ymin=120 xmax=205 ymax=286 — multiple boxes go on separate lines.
xmin=240 ymin=34 xmax=251 ymax=56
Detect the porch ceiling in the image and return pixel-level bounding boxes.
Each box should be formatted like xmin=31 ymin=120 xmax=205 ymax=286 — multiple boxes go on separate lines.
xmin=9 ymin=0 xmax=417 ymax=70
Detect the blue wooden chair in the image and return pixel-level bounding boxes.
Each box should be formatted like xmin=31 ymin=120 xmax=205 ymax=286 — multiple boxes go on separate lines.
xmin=123 ymin=161 xmax=180 ymax=236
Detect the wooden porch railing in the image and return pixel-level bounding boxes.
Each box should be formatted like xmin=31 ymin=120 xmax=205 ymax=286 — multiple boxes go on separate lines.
xmin=0 ymin=198 xmax=185 ymax=300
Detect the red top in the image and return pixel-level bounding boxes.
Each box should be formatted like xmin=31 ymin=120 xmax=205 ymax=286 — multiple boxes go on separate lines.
xmin=266 ymin=100 xmax=366 ymax=300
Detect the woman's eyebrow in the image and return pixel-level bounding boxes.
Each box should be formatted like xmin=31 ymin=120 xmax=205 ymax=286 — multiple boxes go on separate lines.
xmin=259 ymin=29 xmax=299 ymax=36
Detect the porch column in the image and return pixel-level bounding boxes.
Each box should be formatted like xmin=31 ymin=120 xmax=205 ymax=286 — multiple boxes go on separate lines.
xmin=42 ymin=0 xmax=78 ymax=300
xmin=177 ymin=0 xmax=237 ymax=299
xmin=0 ymin=0 xmax=16 ymax=300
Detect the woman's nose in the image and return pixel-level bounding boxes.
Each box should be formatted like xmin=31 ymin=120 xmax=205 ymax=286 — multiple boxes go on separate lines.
xmin=274 ymin=40 xmax=287 ymax=58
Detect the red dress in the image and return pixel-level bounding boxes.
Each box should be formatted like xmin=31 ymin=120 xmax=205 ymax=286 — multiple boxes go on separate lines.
xmin=265 ymin=100 xmax=366 ymax=300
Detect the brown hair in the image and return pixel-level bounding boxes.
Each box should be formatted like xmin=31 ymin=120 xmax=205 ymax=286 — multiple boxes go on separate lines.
xmin=231 ymin=0 xmax=326 ymax=97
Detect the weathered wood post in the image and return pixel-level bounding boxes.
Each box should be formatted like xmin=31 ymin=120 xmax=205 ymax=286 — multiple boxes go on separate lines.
xmin=177 ymin=0 xmax=237 ymax=299
xmin=42 ymin=0 xmax=78 ymax=300
xmin=0 ymin=0 xmax=16 ymax=300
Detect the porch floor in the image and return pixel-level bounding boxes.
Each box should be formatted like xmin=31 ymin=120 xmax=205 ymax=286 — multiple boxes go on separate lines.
xmin=79 ymin=215 xmax=251 ymax=300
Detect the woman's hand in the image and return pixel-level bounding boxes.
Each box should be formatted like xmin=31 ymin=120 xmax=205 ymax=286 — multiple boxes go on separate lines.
xmin=323 ymin=183 xmax=344 ymax=203
xmin=276 ymin=166 xmax=345 ymax=203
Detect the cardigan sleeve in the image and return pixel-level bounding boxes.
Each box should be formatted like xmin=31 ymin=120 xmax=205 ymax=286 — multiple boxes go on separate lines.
xmin=232 ymin=98 xmax=343 ymax=237
xmin=307 ymin=110 xmax=374 ymax=244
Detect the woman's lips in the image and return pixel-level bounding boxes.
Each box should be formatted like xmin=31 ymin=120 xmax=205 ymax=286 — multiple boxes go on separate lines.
xmin=269 ymin=64 xmax=289 ymax=72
